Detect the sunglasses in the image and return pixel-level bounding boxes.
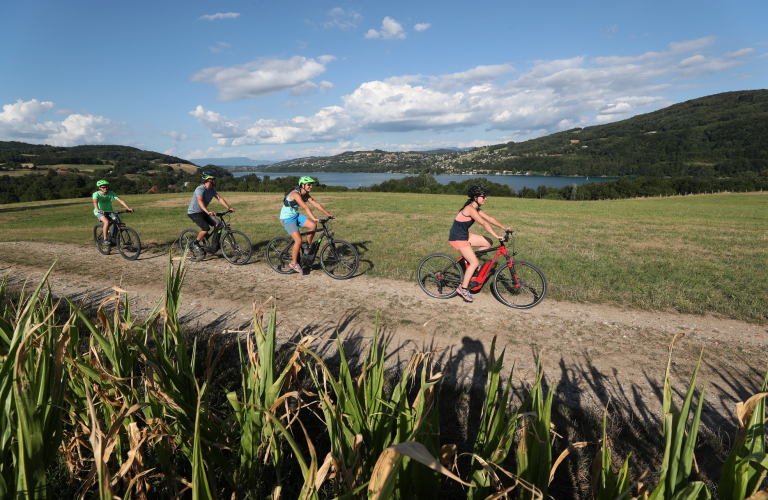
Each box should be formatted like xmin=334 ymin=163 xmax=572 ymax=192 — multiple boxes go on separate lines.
xmin=99 ymin=186 xmax=109 ymax=189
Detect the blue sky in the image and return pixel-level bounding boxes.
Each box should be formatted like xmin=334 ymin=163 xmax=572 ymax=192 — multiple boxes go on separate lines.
xmin=1 ymin=0 xmax=766 ymax=162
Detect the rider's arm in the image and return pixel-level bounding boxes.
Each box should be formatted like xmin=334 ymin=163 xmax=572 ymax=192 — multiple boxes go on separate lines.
xmin=293 ymin=193 xmax=319 ymax=221
xmin=308 ymin=198 xmax=333 ymax=218
xmin=93 ymin=198 xmax=101 ymax=213
xmin=116 ymin=197 xmax=133 ymax=211
xmin=478 ymin=211 xmax=510 ymax=232
xmin=468 ymin=207 xmax=501 ymax=240
xmin=214 ymin=194 xmax=233 ymax=212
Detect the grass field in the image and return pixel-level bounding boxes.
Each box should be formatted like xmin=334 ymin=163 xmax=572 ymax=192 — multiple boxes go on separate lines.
xmin=0 ymin=191 xmax=766 ymax=322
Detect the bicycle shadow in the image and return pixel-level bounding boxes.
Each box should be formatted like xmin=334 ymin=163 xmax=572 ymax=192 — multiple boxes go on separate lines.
xmin=347 ymin=240 xmax=374 ymax=278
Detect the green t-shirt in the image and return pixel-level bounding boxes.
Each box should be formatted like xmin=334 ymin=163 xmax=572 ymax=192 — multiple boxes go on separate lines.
xmin=93 ymin=190 xmax=120 ymax=216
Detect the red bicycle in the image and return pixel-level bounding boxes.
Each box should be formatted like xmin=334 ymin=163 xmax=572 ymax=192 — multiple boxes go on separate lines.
xmin=416 ymin=230 xmax=547 ymax=309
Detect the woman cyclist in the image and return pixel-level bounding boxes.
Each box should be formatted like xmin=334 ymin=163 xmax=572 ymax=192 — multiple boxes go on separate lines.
xmin=93 ymin=180 xmax=134 ymax=245
xmin=280 ymin=176 xmax=334 ymax=273
xmin=449 ymin=185 xmax=511 ymax=302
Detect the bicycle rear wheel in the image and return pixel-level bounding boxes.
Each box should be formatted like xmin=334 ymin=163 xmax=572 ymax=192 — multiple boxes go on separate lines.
xmin=117 ymin=227 xmax=141 ymax=260
xmin=179 ymin=229 xmax=206 ymax=262
xmin=266 ymin=236 xmax=295 ymax=274
xmin=417 ymin=253 xmax=464 ymax=299
xmin=492 ymin=260 xmax=547 ymax=309
xmin=320 ymin=240 xmax=359 ymax=279
xmin=93 ymin=225 xmax=112 ymax=255
xmin=221 ymin=230 xmax=252 ymax=265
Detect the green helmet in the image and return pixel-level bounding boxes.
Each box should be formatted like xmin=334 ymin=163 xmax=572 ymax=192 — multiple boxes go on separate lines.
xmin=96 ymin=180 xmax=109 ymax=187
xmin=202 ymin=172 xmax=216 ymax=181
xmin=298 ymin=176 xmax=316 ymax=186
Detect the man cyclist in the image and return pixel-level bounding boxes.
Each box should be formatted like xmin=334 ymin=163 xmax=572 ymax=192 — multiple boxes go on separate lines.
xmin=279 ymin=176 xmax=333 ymax=273
xmin=93 ymin=180 xmax=134 ymax=245
xmin=187 ymin=173 xmax=234 ymax=251
xmin=448 ymin=185 xmax=511 ymax=303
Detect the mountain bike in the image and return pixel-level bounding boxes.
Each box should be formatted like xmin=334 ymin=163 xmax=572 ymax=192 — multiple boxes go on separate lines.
xmin=266 ymin=217 xmax=359 ymax=279
xmin=93 ymin=211 xmax=141 ymax=260
xmin=178 ymin=210 xmax=252 ymax=265
xmin=416 ymin=230 xmax=547 ymax=309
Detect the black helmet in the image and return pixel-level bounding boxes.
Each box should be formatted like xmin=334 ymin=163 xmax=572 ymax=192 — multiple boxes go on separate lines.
xmin=467 ymin=185 xmax=489 ymax=199
xmin=202 ymin=172 xmax=216 ymax=181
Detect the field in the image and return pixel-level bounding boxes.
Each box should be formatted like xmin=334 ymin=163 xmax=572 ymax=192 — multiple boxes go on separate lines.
xmin=0 ymin=191 xmax=765 ymax=322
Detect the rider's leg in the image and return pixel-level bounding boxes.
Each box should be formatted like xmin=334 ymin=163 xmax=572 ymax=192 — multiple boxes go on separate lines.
xmin=196 ymin=230 xmax=208 ymax=243
xmin=468 ymin=233 xmax=493 ymax=251
xmin=290 ymin=230 xmax=302 ymax=263
xmin=100 ymin=215 xmax=110 ymax=242
xmin=301 ymin=216 xmax=316 ymax=246
xmin=458 ymin=245 xmax=479 ymax=289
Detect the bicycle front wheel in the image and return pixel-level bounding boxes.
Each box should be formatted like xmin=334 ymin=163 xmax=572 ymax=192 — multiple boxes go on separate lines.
xmin=179 ymin=229 xmax=206 ymax=262
xmin=93 ymin=225 xmax=112 ymax=255
xmin=492 ymin=260 xmax=547 ymax=309
xmin=417 ymin=253 xmax=464 ymax=299
xmin=117 ymin=227 xmax=141 ymax=260
xmin=221 ymin=230 xmax=252 ymax=265
xmin=320 ymin=240 xmax=359 ymax=279
xmin=266 ymin=237 xmax=295 ymax=274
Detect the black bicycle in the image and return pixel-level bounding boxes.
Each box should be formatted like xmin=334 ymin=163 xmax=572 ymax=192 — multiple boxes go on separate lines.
xmin=93 ymin=211 xmax=142 ymax=260
xmin=178 ymin=210 xmax=252 ymax=265
xmin=266 ymin=217 xmax=359 ymax=279
xmin=417 ymin=230 xmax=547 ymax=309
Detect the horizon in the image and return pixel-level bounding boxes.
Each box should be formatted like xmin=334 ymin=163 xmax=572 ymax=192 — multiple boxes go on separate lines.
xmin=2 ymin=0 xmax=766 ymax=162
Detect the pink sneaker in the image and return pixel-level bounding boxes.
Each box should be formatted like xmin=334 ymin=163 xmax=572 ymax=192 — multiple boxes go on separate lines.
xmin=289 ymin=262 xmax=302 ymax=274
xmin=456 ymin=285 xmax=473 ymax=303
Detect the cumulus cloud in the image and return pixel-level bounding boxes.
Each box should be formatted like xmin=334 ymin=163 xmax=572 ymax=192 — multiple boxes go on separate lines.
xmin=200 ymin=12 xmax=240 ymax=21
xmin=324 ymin=7 xmax=362 ymax=30
xmin=190 ymin=37 xmax=756 ymax=146
xmin=192 ymin=55 xmax=336 ymax=101
xmin=365 ymin=17 xmax=405 ymax=40
xmin=0 ymin=99 xmax=118 ymax=146
xmin=414 ymin=23 xmax=431 ymax=32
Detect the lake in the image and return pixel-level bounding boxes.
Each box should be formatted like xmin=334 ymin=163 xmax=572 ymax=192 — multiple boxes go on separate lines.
xmin=232 ymin=171 xmax=617 ymax=190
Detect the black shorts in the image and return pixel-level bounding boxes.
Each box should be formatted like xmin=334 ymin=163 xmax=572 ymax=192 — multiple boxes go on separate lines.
xmin=188 ymin=212 xmax=216 ymax=231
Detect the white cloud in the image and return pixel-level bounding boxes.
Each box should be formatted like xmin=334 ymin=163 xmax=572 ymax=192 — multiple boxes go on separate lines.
xmin=323 ymin=8 xmax=362 ymax=30
xmin=414 ymin=23 xmax=431 ymax=32
xmin=209 ymin=42 xmax=231 ymax=53
xmin=192 ymin=55 xmax=336 ymax=101
xmin=190 ymin=37 xmax=756 ymax=146
xmin=319 ymin=81 xmax=334 ymax=94
xmin=200 ymin=12 xmax=240 ymax=21
xmin=187 ymin=147 xmax=222 ymax=159
xmin=0 ymin=99 xmax=118 ymax=146
xmin=366 ymin=17 xmax=405 ymax=40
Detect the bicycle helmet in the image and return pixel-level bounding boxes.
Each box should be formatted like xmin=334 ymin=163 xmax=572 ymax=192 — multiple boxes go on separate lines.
xmin=96 ymin=179 xmax=109 ymax=187
xmin=298 ymin=176 xmax=316 ymax=186
xmin=467 ymin=185 xmax=489 ymax=199
xmin=202 ymin=172 xmax=216 ymax=181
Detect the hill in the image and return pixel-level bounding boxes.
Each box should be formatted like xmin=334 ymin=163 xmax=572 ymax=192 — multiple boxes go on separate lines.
xmin=262 ymin=90 xmax=768 ymax=178
xmin=191 ymin=157 xmax=278 ymax=168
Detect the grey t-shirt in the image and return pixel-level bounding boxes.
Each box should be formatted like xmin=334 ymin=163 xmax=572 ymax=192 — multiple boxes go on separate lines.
xmin=187 ymin=185 xmax=218 ymax=214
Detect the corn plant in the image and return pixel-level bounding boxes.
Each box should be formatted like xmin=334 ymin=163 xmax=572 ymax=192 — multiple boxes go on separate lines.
xmin=466 ymin=333 xmax=535 ymax=499
xmin=591 ymin=408 xmax=631 ymax=500
xmin=718 ymin=367 xmax=768 ymax=500
xmin=640 ymin=334 xmax=709 ymax=500
xmin=226 ymin=301 xmax=308 ymax=498
xmin=0 ymin=265 xmax=70 ymax=499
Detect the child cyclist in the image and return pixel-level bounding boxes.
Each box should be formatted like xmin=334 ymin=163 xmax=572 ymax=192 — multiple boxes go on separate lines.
xmin=93 ymin=180 xmax=134 ymax=245
xmin=448 ymin=185 xmax=511 ymax=303
xmin=280 ymin=176 xmax=334 ymax=273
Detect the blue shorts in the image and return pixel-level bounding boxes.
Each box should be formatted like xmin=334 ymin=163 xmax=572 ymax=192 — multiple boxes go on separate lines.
xmin=280 ymin=214 xmax=307 ymax=235
xmin=96 ymin=212 xmax=118 ymax=222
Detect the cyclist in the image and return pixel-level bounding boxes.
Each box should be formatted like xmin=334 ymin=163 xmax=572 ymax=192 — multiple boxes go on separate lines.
xmin=449 ymin=185 xmax=511 ymax=302
xmin=93 ymin=180 xmax=134 ymax=245
xmin=280 ymin=176 xmax=333 ymax=273
xmin=187 ymin=173 xmax=235 ymax=251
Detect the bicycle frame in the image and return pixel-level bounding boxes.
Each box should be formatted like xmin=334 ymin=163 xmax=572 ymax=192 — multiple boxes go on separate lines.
xmin=102 ymin=212 xmax=125 ymax=242
xmin=199 ymin=211 xmax=232 ymax=252
xmin=456 ymin=232 xmax=515 ymax=292
xmin=298 ymin=218 xmax=334 ymax=265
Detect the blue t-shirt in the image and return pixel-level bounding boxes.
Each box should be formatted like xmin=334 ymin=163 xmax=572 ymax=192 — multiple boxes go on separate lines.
xmin=188 ymin=185 xmax=218 ymax=214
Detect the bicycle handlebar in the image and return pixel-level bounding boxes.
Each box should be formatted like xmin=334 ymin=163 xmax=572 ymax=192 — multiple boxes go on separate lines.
xmin=213 ymin=209 xmax=234 ymax=217
xmin=318 ymin=216 xmax=335 ymax=223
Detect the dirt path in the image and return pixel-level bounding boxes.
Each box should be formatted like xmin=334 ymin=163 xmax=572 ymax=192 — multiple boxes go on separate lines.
xmin=1 ymin=241 xmax=766 ymax=430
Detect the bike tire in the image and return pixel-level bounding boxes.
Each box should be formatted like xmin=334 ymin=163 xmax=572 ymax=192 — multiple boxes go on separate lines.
xmin=266 ymin=236 xmax=295 ymax=274
xmin=491 ymin=260 xmax=547 ymax=309
xmin=221 ymin=230 xmax=252 ymax=265
xmin=179 ymin=229 xmax=206 ymax=262
xmin=417 ymin=253 xmax=464 ymax=299
xmin=93 ymin=225 xmax=112 ymax=255
xmin=320 ymin=240 xmax=359 ymax=280
xmin=117 ymin=227 xmax=141 ymax=261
